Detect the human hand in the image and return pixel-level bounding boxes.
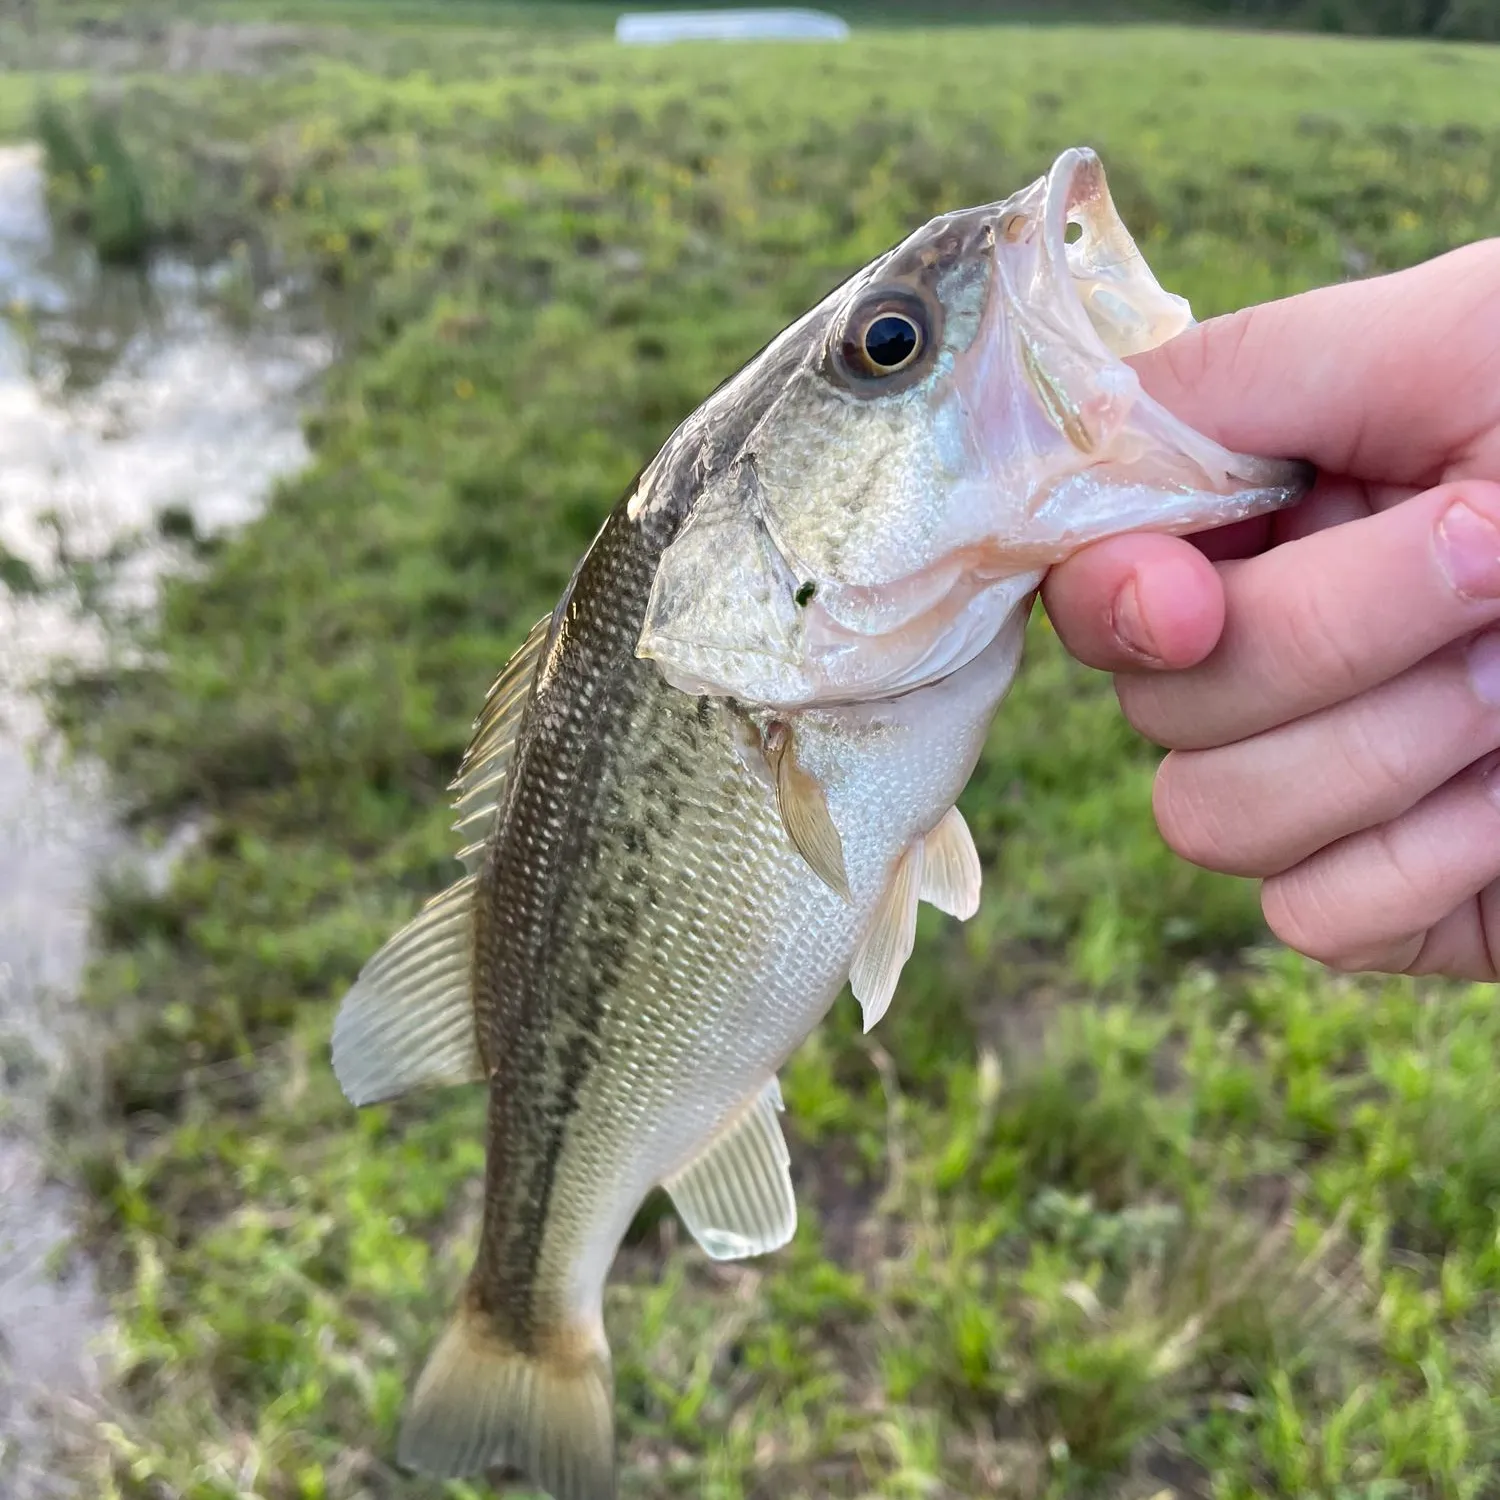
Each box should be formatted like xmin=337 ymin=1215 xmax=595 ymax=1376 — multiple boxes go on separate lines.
xmin=1041 ymin=240 xmax=1500 ymax=978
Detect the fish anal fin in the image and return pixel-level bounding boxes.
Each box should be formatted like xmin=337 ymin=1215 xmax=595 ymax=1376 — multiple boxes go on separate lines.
xmin=398 ymin=1297 xmax=616 ymax=1499
xmin=331 ymin=874 xmax=483 ymax=1107
xmin=449 ymin=612 xmax=552 ymax=865
xmin=664 ymin=1077 xmax=796 ymax=1261
xmin=849 ymin=839 xmax=924 ymax=1033
xmin=919 ymin=806 xmax=982 ymax=921
xmin=767 ymin=722 xmax=849 ymax=900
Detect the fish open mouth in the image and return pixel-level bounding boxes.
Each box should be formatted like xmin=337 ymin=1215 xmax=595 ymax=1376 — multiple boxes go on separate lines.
xmin=983 ymin=146 xmax=1315 ymax=555
xmin=764 ymin=149 xmax=1317 ymax=703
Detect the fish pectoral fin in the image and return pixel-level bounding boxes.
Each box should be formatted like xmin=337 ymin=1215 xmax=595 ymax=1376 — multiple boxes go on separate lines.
xmin=770 ymin=728 xmax=850 ymax=900
xmin=663 ymin=1077 xmax=796 ymax=1261
xmin=399 ymin=1297 xmax=616 ymax=1499
xmin=330 ymin=873 xmax=483 ymax=1107
xmin=849 ymin=839 xmax=925 ymax=1033
xmin=451 ymin=611 xmax=552 ymax=874
xmin=918 ymin=806 xmax=982 ymax=921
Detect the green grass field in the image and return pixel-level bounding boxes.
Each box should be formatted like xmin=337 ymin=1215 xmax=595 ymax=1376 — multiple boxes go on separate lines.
xmin=7 ymin=7 xmax=1500 ymax=1498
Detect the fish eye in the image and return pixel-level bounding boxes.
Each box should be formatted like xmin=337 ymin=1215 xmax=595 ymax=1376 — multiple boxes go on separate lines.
xmin=861 ymin=314 xmax=920 ymax=370
xmin=833 ymin=289 xmax=935 ymax=385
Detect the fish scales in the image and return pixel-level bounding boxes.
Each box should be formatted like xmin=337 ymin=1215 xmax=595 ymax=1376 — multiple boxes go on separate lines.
xmin=330 ymin=147 xmax=1315 ymax=1500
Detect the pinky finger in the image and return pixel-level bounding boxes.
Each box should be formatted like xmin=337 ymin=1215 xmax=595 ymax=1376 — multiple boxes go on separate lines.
xmin=1399 ymin=882 xmax=1500 ymax=982
xmin=1260 ymin=753 xmax=1500 ymax=976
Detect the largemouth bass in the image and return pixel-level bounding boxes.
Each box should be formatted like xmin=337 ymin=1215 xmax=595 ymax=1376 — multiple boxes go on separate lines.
xmin=331 ymin=147 xmax=1312 ymax=1500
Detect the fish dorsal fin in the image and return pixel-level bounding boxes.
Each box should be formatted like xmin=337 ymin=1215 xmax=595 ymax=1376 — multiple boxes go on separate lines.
xmin=331 ymin=874 xmax=484 ymax=1106
xmin=332 ymin=617 xmax=553 ymax=1108
xmin=849 ymin=839 xmax=925 ymax=1033
xmin=918 ymin=806 xmax=982 ymax=920
xmin=663 ymin=1077 xmax=796 ymax=1261
xmin=450 ymin=612 xmax=553 ymax=873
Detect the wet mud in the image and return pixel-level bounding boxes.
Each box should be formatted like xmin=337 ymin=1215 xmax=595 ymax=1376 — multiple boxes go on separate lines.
xmin=0 ymin=142 xmax=330 ymax=1494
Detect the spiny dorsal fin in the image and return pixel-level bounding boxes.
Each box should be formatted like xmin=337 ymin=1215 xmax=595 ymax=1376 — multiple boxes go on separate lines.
xmin=919 ymin=806 xmax=982 ymax=920
xmin=332 ymin=874 xmax=484 ymax=1106
xmin=849 ymin=839 xmax=924 ymax=1033
xmin=450 ymin=612 xmax=553 ymax=873
xmin=399 ymin=1298 xmax=616 ymax=1498
xmin=765 ymin=721 xmax=849 ymax=900
xmin=663 ymin=1077 xmax=796 ymax=1261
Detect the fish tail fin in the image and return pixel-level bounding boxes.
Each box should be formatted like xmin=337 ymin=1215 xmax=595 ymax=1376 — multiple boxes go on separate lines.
xmin=398 ymin=1293 xmax=616 ymax=1500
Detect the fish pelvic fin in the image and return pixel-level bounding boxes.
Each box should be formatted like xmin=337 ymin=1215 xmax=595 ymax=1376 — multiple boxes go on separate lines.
xmin=849 ymin=838 xmax=925 ymax=1034
xmin=663 ymin=1075 xmax=796 ymax=1261
xmin=918 ymin=806 xmax=982 ymax=921
xmin=399 ymin=1296 xmax=616 ymax=1500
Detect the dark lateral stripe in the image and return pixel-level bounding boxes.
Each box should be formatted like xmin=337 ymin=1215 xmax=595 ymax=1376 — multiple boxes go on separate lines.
xmin=475 ymin=528 xmax=665 ymax=1342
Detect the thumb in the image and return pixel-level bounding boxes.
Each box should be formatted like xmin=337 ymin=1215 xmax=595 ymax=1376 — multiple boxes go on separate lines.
xmin=1126 ymin=238 xmax=1500 ymax=487
xmin=1042 ymin=532 xmax=1225 ymax=674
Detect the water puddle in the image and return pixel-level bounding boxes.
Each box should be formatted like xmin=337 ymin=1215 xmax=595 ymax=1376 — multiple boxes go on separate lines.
xmin=0 ymin=142 xmax=332 ymax=1494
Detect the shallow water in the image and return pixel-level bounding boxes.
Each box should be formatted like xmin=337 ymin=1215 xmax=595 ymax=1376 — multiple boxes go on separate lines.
xmin=0 ymin=143 xmax=331 ymax=1493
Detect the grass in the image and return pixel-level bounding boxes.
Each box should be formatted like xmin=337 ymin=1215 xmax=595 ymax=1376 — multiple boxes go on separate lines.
xmin=6 ymin=7 xmax=1500 ymax=1498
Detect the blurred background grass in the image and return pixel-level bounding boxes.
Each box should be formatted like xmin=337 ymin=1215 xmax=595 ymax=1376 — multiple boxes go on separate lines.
xmin=3 ymin=2 xmax=1500 ymax=1497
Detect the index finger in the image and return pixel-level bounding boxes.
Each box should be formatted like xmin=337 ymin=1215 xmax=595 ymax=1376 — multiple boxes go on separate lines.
xmin=1118 ymin=479 xmax=1500 ymax=751
xmin=1127 ymin=239 xmax=1500 ymax=488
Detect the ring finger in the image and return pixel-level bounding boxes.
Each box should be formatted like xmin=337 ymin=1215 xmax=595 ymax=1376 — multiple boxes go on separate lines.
xmin=1153 ymin=627 xmax=1500 ymax=878
xmin=1260 ymin=752 xmax=1500 ymax=973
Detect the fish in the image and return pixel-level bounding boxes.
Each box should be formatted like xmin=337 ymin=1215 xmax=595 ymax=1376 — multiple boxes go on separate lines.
xmin=330 ymin=146 xmax=1313 ymax=1500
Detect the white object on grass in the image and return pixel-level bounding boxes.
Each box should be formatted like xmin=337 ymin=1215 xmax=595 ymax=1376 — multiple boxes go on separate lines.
xmin=615 ymin=9 xmax=850 ymax=44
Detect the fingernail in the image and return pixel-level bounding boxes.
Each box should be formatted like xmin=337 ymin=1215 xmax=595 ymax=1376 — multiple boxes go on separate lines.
xmin=1469 ymin=630 xmax=1500 ymax=707
xmin=1480 ymin=750 xmax=1500 ymax=805
xmin=1110 ymin=576 xmax=1160 ymax=663
xmin=1437 ymin=497 xmax=1500 ymax=600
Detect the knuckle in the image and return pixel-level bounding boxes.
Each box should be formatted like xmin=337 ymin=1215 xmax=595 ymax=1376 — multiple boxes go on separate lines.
xmin=1260 ymin=863 xmax=1393 ymax=970
xmin=1335 ymin=707 xmax=1417 ymax=814
xmin=1153 ymin=755 xmax=1272 ymax=877
xmin=1274 ymin=577 xmax=1368 ymax=704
